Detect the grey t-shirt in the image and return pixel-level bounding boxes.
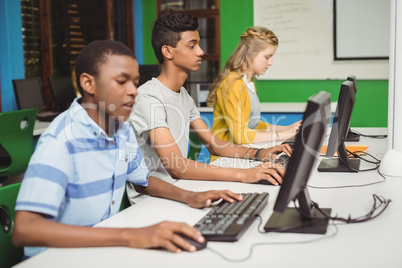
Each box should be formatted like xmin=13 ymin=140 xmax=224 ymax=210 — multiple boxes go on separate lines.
xmin=129 ymin=77 xmax=200 ymax=184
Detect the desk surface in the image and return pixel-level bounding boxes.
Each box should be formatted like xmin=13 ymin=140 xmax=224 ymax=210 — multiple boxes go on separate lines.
xmin=33 ymin=120 xmax=50 ymax=136
xmin=14 ymin=128 xmax=402 ymax=268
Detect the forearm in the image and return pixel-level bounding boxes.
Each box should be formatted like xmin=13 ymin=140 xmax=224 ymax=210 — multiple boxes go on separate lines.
xmin=13 ymin=211 xmax=131 ymax=248
xmin=135 ymin=176 xmax=191 ymax=203
xmin=159 ymin=155 xmax=247 ymax=182
xmin=13 ymin=211 xmax=204 ymax=253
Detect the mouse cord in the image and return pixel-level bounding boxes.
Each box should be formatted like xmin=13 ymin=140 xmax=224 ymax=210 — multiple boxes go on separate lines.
xmin=206 ymin=215 xmax=338 ymax=263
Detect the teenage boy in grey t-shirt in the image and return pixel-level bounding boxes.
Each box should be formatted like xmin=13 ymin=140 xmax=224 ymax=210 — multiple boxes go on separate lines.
xmin=129 ymin=14 xmax=292 ymax=202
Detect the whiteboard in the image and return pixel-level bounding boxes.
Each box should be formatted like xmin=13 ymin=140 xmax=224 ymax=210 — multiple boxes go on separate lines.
xmin=335 ymin=0 xmax=390 ymax=59
xmin=253 ymin=0 xmax=389 ymax=79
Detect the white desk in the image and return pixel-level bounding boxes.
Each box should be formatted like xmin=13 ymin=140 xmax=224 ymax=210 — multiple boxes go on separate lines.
xmin=33 ymin=120 xmax=50 ymax=136
xmin=14 ymin=128 xmax=402 ymax=268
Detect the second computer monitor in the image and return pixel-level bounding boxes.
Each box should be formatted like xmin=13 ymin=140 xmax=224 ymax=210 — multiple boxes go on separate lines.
xmin=317 ymin=80 xmax=360 ymax=172
xmin=48 ymin=76 xmax=77 ymax=111
xmin=344 ymin=75 xmax=360 ymax=142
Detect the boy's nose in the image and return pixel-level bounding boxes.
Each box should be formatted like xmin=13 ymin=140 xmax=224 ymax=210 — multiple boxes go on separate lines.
xmin=128 ymin=82 xmax=138 ymax=97
xmin=197 ymin=47 xmax=205 ymax=57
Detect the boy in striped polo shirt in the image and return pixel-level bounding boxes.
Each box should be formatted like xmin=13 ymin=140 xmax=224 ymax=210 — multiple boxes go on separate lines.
xmin=13 ymin=40 xmax=241 ymax=258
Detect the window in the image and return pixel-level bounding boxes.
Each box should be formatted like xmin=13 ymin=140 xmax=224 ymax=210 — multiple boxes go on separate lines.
xmin=20 ymin=0 xmax=134 ymax=108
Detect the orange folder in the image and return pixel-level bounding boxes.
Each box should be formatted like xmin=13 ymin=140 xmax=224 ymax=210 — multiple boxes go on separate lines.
xmin=321 ymin=145 xmax=369 ymax=157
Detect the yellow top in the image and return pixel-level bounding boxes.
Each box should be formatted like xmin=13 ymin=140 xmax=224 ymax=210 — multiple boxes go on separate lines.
xmin=210 ymin=72 xmax=270 ymax=162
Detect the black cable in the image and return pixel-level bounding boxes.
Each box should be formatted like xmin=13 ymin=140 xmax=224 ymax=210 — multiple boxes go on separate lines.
xmin=349 ymin=129 xmax=387 ymax=139
xmin=295 ymin=195 xmax=391 ymax=224
xmin=346 ymin=149 xmax=381 ymax=165
xmin=309 ymin=149 xmax=386 ymax=189
xmin=206 ymin=215 xmax=339 ymax=263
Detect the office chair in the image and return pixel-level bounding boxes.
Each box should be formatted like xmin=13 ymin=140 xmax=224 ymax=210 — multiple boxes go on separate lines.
xmin=0 ymin=109 xmax=37 ymax=183
xmin=0 ymin=182 xmax=24 ymax=268
xmin=48 ymin=76 xmax=77 ymax=111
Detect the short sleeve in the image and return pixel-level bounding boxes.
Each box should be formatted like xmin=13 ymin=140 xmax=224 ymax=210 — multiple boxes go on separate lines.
xmin=131 ymin=92 xmax=168 ymax=134
xmin=186 ymin=92 xmax=201 ymax=122
xmin=15 ymin=135 xmax=71 ymax=218
xmin=126 ymin=146 xmax=150 ymax=187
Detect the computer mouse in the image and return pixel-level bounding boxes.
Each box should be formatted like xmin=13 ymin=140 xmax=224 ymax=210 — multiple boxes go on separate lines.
xmin=257 ymin=179 xmax=281 ymax=186
xmin=178 ymin=233 xmax=207 ymax=251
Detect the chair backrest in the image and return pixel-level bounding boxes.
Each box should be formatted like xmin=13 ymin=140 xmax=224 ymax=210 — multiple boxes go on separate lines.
xmin=187 ymin=131 xmax=202 ymax=161
xmin=0 ymin=183 xmax=23 ymax=268
xmin=0 ymin=109 xmax=37 ymax=177
xmin=12 ymin=78 xmax=46 ymax=111
xmin=48 ymin=76 xmax=77 ymax=111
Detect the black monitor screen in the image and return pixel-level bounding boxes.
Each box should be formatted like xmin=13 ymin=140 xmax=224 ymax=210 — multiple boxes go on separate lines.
xmin=264 ymin=91 xmax=332 ymax=234
xmin=317 ymin=80 xmax=360 ymax=172
xmin=48 ymin=76 xmax=77 ymax=111
xmin=13 ymin=78 xmax=45 ymax=110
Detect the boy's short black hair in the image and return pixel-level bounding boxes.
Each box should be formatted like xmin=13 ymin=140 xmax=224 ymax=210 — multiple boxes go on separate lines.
xmin=75 ymin=40 xmax=136 ymax=95
xmin=151 ymin=13 xmax=199 ymax=64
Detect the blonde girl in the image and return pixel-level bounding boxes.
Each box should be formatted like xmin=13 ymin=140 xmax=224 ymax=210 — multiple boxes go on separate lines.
xmin=207 ymin=26 xmax=301 ymax=162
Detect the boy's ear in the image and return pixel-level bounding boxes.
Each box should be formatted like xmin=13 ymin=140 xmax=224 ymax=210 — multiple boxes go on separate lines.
xmin=161 ymin=45 xmax=173 ymax=60
xmin=80 ymin=73 xmax=96 ymax=95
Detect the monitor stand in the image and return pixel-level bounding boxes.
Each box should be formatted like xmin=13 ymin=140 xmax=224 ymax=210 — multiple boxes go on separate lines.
xmin=264 ymin=189 xmax=331 ymax=234
xmin=264 ymin=208 xmax=332 ymax=234
xmin=318 ymin=142 xmax=361 ymax=172
xmin=317 ymin=158 xmax=360 ymax=172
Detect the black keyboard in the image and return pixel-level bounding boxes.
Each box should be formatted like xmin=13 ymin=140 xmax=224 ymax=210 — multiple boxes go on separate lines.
xmin=194 ymin=192 xmax=269 ymax=242
xmin=274 ymin=153 xmax=290 ymax=169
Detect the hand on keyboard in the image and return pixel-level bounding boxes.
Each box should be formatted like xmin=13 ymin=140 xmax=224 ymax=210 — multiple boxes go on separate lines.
xmin=194 ymin=192 xmax=269 ymax=242
xmin=273 ymin=153 xmax=290 ymax=169
xmin=185 ymin=190 xmax=243 ymax=209
xmin=258 ymin=144 xmax=293 ymax=161
xmin=243 ymin=161 xmax=285 ymax=185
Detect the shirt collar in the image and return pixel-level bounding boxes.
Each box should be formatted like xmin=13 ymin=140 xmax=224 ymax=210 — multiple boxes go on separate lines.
xmin=68 ymin=98 xmax=129 ymax=141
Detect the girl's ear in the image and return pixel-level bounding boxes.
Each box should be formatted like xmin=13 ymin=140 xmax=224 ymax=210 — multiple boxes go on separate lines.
xmin=161 ymin=45 xmax=173 ymax=60
xmin=80 ymin=73 xmax=96 ymax=95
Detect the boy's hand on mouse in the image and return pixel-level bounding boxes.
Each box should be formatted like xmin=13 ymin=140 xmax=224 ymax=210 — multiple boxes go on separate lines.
xmin=129 ymin=221 xmax=203 ymax=253
xmin=261 ymin=144 xmax=292 ymax=159
xmin=241 ymin=162 xmax=285 ymax=185
xmin=184 ymin=190 xmax=243 ymax=208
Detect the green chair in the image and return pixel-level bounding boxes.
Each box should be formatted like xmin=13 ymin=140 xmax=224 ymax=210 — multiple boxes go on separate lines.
xmin=119 ymin=188 xmax=131 ymax=211
xmin=187 ymin=131 xmax=202 ymax=161
xmin=0 ymin=182 xmax=23 ymax=268
xmin=0 ymin=108 xmax=37 ymax=182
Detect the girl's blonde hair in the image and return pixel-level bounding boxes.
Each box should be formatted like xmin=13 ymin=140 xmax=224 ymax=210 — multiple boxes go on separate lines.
xmin=207 ymin=26 xmax=278 ymax=107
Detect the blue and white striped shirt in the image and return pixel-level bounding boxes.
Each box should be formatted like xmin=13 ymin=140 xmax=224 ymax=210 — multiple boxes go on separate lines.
xmin=15 ymin=99 xmax=149 ymax=257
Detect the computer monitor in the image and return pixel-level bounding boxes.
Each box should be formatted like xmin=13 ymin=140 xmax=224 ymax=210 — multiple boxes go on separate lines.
xmin=317 ymin=80 xmax=360 ymax=172
xmin=344 ymin=75 xmax=360 ymax=142
xmin=48 ymin=76 xmax=77 ymax=111
xmin=13 ymin=78 xmax=46 ymax=111
xmin=264 ymin=91 xmax=332 ymax=234
xmin=13 ymin=77 xmax=61 ymax=122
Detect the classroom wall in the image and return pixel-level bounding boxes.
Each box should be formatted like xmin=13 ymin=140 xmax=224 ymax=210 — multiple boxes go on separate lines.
xmin=0 ymin=0 xmax=24 ymax=112
xmin=1 ymin=0 xmax=387 ymax=127
xmin=140 ymin=0 xmax=388 ymax=127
